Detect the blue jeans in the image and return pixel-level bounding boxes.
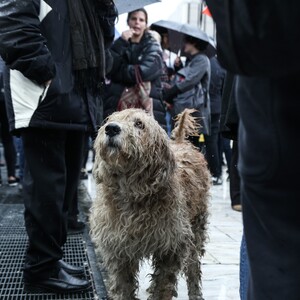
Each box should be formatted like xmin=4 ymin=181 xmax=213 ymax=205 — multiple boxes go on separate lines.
xmin=240 ymin=233 xmax=249 ymax=300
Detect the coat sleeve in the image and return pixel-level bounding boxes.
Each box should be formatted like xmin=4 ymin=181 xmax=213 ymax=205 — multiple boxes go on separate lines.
xmin=111 ymin=41 xmax=163 ymax=85
xmin=176 ymin=55 xmax=209 ymax=93
xmin=0 ymin=0 xmax=56 ymax=85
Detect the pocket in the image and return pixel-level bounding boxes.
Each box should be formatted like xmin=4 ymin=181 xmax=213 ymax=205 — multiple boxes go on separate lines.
xmin=10 ymin=70 xmax=45 ymax=109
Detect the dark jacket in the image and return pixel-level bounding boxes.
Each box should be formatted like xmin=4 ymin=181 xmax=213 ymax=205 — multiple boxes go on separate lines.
xmin=206 ymin=0 xmax=300 ymax=77
xmin=209 ymin=56 xmax=226 ymax=114
xmin=0 ymin=0 xmax=111 ymax=133
xmin=220 ymin=73 xmax=239 ymax=141
xmin=171 ymin=53 xmax=211 ymax=135
xmin=103 ymin=32 xmax=167 ymax=130
xmin=0 ymin=58 xmax=4 ymax=102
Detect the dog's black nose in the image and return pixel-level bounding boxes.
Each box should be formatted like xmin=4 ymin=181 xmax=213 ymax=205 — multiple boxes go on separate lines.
xmin=105 ymin=123 xmax=121 ymax=137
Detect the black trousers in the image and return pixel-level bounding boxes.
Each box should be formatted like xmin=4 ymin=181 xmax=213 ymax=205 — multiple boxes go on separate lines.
xmin=22 ymin=128 xmax=85 ymax=280
xmin=204 ymin=113 xmax=221 ymax=177
xmin=229 ymin=141 xmax=240 ymax=206
xmin=0 ymin=99 xmax=16 ymax=177
xmin=237 ymin=74 xmax=300 ymax=299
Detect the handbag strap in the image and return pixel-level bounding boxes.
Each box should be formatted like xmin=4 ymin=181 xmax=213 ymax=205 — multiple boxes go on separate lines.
xmin=134 ymin=65 xmax=143 ymax=85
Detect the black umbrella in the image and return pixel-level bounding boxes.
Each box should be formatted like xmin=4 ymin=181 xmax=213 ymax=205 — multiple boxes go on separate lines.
xmin=151 ymin=20 xmax=216 ymax=57
xmin=114 ymin=0 xmax=161 ymax=15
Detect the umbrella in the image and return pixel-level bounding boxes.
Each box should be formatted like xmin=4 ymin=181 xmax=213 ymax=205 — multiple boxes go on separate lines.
xmin=150 ymin=20 xmax=216 ymax=57
xmin=114 ymin=0 xmax=161 ymax=15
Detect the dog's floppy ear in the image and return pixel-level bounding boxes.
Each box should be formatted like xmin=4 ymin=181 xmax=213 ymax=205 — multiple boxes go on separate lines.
xmin=145 ymin=132 xmax=176 ymax=186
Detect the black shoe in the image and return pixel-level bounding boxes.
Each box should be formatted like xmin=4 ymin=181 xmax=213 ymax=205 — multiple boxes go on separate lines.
xmin=212 ymin=176 xmax=223 ymax=185
xmin=68 ymin=220 xmax=85 ymax=235
xmin=8 ymin=177 xmax=20 ymax=187
xmin=57 ymin=260 xmax=84 ymax=276
xmin=24 ymin=268 xmax=90 ymax=294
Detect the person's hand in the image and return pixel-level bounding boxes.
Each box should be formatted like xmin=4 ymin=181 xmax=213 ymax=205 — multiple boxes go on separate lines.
xmin=164 ymin=101 xmax=173 ymax=110
xmin=162 ymin=85 xmax=180 ymax=104
xmin=121 ymin=29 xmax=136 ymax=41
xmin=174 ymin=56 xmax=182 ymax=68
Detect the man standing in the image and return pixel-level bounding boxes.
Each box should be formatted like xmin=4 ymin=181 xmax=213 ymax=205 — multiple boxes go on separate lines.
xmin=207 ymin=1 xmax=300 ymax=299
xmin=0 ymin=0 xmax=117 ymax=293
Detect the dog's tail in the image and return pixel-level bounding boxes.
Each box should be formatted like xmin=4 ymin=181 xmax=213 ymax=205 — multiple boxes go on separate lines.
xmin=172 ymin=108 xmax=200 ymax=143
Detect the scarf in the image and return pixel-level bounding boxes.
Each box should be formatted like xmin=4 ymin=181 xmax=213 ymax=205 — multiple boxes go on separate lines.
xmin=67 ymin=0 xmax=116 ymax=96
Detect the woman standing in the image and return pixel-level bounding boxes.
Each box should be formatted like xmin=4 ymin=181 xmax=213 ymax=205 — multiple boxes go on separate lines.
xmin=103 ymin=8 xmax=167 ymax=130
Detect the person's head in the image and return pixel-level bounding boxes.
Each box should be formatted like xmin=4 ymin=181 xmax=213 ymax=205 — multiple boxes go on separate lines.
xmin=127 ymin=8 xmax=148 ymax=42
xmin=161 ymin=32 xmax=170 ymax=49
xmin=183 ymin=35 xmax=207 ymax=55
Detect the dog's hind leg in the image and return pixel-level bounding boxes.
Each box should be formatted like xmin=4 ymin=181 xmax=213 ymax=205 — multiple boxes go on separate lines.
xmin=106 ymin=259 xmax=140 ymax=300
xmin=148 ymin=252 xmax=182 ymax=300
xmin=184 ymin=244 xmax=204 ymax=300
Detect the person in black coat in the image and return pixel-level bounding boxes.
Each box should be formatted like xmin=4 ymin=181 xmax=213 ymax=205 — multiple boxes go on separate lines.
xmin=208 ymin=1 xmax=300 ymax=299
xmin=103 ymin=8 xmax=167 ymax=131
xmin=0 ymin=0 xmax=117 ymax=294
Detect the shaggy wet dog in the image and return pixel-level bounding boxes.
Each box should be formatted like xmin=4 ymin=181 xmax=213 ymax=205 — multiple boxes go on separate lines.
xmin=90 ymin=109 xmax=210 ymax=300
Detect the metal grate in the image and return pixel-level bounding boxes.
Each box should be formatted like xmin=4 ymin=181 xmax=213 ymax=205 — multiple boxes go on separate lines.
xmin=0 ymin=204 xmax=107 ymax=300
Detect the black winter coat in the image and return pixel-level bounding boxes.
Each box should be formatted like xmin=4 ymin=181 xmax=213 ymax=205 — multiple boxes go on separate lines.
xmin=103 ymin=32 xmax=167 ymax=130
xmin=0 ymin=0 xmax=111 ymax=133
xmin=220 ymin=73 xmax=239 ymax=141
xmin=207 ymin=0 xmax=300 ymax=77
xmin=0 ymin=58 xmax=5 ymax=103
xmin=209 ymin=56 xmax=226 ymax=114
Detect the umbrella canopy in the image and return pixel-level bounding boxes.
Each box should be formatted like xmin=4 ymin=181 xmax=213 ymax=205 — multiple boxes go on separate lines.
xmin=114 ymin=0 xmax=161 ymax=15
xmin=151 ymin=20 xmax=216 ymax=57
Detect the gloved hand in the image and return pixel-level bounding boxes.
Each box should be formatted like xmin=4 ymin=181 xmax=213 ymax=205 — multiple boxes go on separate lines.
xmin=162 ymin=85 xmax=180 ymax=104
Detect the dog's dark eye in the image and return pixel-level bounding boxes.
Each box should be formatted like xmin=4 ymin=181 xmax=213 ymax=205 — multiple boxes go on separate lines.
xmin=134 ymin=120 xmax=144 ymax=129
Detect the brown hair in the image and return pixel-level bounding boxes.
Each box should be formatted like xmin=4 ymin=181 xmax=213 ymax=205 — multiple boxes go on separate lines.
xmin=127 ymin=8 xmax=148 ymax=25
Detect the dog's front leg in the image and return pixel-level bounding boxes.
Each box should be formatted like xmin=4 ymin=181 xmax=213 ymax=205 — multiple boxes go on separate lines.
xmin=148 ymin=252 xmax=182 ymax=300
xmin=106 ymin=259 xmax=140 ymax=300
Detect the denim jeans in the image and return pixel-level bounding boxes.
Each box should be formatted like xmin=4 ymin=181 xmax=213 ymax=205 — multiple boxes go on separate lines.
xmin=240 ymin=233 xmax=249 ymax=300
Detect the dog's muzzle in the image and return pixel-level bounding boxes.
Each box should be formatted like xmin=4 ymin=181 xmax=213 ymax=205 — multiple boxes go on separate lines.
xmin=105 ymin=123 xmax=121 ymax=137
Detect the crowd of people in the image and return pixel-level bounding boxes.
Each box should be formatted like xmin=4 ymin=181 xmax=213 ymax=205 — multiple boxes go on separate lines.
xmin=0 ymin=0 xmax=297 ymax=299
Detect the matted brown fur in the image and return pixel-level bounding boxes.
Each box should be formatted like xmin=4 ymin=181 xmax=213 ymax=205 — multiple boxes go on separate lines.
xmin=90 ymin=108 xmax=210 ymax=300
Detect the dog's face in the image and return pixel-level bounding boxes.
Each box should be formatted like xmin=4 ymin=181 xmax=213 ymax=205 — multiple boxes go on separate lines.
xmin=94 ymin=109 xmax=175 ymax=181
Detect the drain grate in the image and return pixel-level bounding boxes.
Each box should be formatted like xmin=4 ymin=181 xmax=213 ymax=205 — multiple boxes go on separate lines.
xmin=0 ymin=204 xmax=106 ymax=300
